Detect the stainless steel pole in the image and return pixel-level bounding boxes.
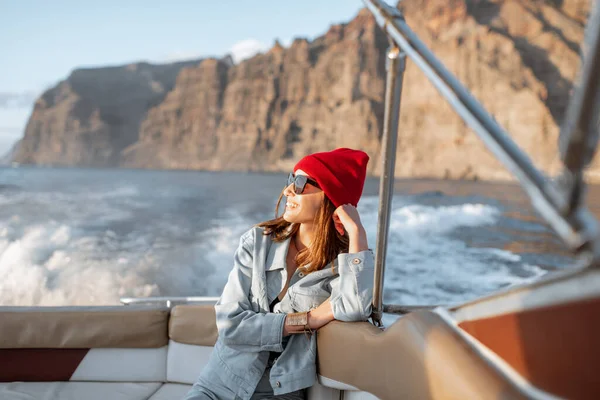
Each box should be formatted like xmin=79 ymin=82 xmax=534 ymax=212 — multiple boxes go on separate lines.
xmin=362 ymin=0 xmax=599 ymax=257
xmin=372 ymin=45 xmax=406 ymax=326
xmin=558 ymin=0 xmax=600 ymax=215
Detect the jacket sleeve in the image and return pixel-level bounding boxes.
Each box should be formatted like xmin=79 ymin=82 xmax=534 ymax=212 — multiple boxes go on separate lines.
xmin=329 ymin=249 xmax=375 ymax=322
xmin=214 ymin=232 xmax=287 ymax=352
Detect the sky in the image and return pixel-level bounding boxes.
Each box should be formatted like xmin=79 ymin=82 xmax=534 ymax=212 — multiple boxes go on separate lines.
xmin=0 ymin=0 xmax=365 ymax=156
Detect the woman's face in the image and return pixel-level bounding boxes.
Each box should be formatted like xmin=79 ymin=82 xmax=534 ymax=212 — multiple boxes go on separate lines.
xmin=282 ymin=169 xmax=323 ymax=224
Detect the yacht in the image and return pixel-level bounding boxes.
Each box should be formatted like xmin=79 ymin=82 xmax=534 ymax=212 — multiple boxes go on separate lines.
xmin=1 ymin=1 xmax=599 ymax=399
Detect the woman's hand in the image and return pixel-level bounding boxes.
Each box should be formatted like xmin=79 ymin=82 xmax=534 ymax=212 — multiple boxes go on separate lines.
xmin=308 ymin=298 xmax=334 ymax=330
xmin=333 ymin=204 xmax=369 ymax=253
xmin=333 ymin=204 xmax=363 ymax=236
xmin=283 ymin=299 xmax=335 ymax=336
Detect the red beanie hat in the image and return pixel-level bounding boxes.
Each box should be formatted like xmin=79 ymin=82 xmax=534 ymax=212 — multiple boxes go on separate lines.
xmin=294 ymin=148 xmax=369 ymax=207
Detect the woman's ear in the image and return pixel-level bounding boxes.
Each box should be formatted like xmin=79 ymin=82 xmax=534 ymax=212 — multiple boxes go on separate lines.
xmin=332 ymin=214 xmax=345 ymax=235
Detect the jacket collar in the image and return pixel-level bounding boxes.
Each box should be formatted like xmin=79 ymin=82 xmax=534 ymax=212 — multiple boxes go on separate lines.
xmin=265 ymin=236 xmax=291 ymax=271
xmin=264 ymin=235 xmax=340 ymax=275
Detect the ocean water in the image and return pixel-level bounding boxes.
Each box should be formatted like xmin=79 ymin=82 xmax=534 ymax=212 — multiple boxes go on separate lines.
xmin=0 ymin=166 xmax=584 ymax=309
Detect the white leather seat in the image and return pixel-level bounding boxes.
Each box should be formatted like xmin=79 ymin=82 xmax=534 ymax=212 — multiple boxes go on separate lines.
xmin=0 ymin=382 xmax=162 ymax=400
xmin=147 ymin=383 xmax=193 ymax=400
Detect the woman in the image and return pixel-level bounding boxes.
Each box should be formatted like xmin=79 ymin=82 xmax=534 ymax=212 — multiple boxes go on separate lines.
xmin=184 ymin=148 xmax=374 ymax=400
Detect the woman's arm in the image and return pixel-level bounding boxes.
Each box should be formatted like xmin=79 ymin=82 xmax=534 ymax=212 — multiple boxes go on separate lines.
xmin=329 ymin=247 xmax=374 ymax=322
xmin=329 ymin=207 xmax=374 ymax=322
xmin=215 ymin=232 xmax=287 ymax=352
xmin=282 ymin=224 xmax=373 ymax=335
xmin=280 ymin=295 xmax=335 ymax=335
xmin=346 ymin=224 xmax=370 ymax=254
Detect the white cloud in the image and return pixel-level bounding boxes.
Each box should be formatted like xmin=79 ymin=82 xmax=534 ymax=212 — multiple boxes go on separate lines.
xmin=279 ymin=37 xmax=293 ymax=47
xmin=157 ymin=39 xmax=271 ymax=65
xmin=0 ymin=109 xmax=29 ymax=150
xmin=0 ymin=127 xmax=23 ymax=154
xmin=160 ymin=50 xmax=205 ymax=63
xmin=229 ymin=39 xmax=268 ymax=64
xmin=0 ymin=91 xmax=37 ymax=109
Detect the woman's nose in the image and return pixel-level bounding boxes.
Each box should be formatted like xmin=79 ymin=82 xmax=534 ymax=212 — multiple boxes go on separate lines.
xmin=283 ymin=183 xmax=295 ymax=197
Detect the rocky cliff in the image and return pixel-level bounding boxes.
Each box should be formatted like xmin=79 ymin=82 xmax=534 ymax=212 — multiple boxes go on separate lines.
xmin=14 ymin=60 xmax=202 ymax=167
xmin=13 ymin=0 xmax=595 ymax=180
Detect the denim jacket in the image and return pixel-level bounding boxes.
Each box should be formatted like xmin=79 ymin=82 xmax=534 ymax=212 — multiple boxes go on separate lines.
xmin=198 ymin=226 xmax=374 ymax=399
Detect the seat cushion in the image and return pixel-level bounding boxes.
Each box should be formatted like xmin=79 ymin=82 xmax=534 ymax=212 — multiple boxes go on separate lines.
xmin=0 ymin=382 xmax=161 ymax=400
xmin=166 ymin=340 xmax=213 ymax=384
xmin=169 ymin=305 xmax=217 ymax=346
xmin=70 ymin=347 xmax=168 ymax=382
xmin=317 ymin=314 xmax=525 ymax=400
xmin=148 ymin=383 xmax=192 ymax=400
xmin=0 ymin=305 xmax=169 ymax=349
xmin=0 ymin=347 xmax=168 ymax=382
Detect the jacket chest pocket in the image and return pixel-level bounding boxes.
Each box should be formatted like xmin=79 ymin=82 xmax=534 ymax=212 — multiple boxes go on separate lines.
xmin=290 ymin=286 xmax=330 ymax=312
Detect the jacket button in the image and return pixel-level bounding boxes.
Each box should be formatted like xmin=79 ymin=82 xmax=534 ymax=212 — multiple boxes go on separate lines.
xmin=275 ymin=381 xmax=281 ymax=388
xmin=352 ymin=258 xmax=361 ymax=264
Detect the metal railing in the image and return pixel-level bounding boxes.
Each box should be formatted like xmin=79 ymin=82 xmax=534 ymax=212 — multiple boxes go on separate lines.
xmin=364 ymin=0 xmax=600 ymax=325
xmin=120 ymin=296 xmax=220 ymax=308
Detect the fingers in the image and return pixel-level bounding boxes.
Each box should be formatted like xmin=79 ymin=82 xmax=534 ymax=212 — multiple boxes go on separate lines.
xmin=333 ymin=203 xmax=360 ymax=236
xmin=335 ymin=204 xmax=351 ymax=215
xmin=335 ymin=204 xmax=358 ymax=220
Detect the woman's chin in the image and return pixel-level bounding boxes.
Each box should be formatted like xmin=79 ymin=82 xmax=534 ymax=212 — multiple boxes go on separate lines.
xmin=283 ymin=210 xmax=303 ymax=223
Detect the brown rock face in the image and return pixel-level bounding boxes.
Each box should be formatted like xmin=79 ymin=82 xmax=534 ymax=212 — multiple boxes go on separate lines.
xmin=384 ymin=0 xmax=586 ymax=180
xmin=123 ymin=11 xmax=387 ymax=172
xmin=121 ymin=58 xmax=230 ymax=169
xmin=14 ymin=60 xmax=201 ymax=167
xmin=13 ymin=0 xmax=596 ymax=181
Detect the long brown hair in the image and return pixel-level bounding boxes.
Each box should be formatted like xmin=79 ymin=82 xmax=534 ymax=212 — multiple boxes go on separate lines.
xmin=256 ymin=191 xmax=349 ymax=274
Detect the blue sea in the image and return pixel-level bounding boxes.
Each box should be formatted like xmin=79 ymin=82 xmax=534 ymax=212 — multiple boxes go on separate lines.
xmin=0 ymin=166 xmax=583 ymax=309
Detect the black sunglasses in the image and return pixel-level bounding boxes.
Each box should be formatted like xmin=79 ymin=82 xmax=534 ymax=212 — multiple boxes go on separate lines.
xmin=287 ymin=173 xmax=320 ymax=194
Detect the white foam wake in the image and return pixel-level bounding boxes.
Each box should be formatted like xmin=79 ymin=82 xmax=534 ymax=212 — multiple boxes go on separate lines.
xmin=357 ymin=197 xmax=546 ymax=306
xmin=0 ymin=185 xmax=255 ymax=306
xmin=0 ymin=189 xmax=546 ymax=307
